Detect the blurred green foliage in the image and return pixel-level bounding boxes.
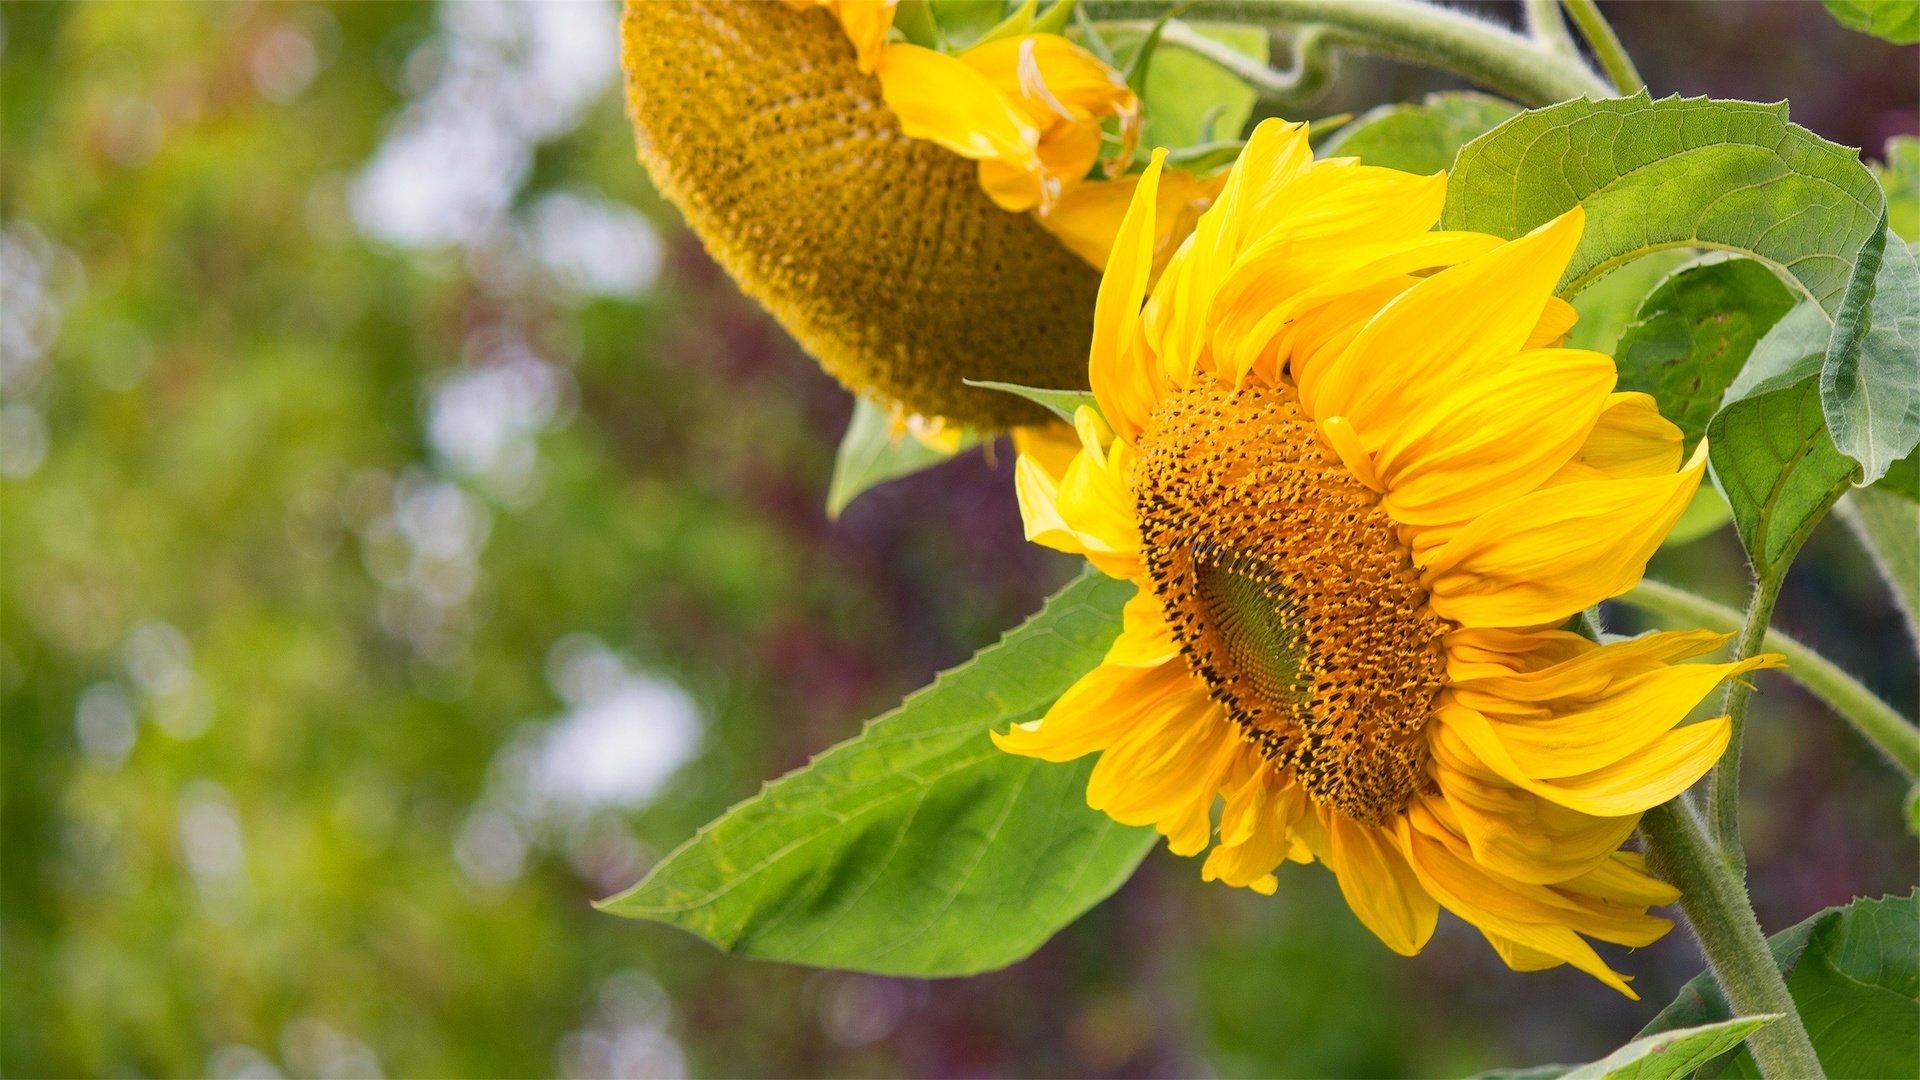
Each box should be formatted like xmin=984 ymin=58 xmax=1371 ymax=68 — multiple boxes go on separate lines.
xmin=2 ymin=3 xmax=1913 ymax=1079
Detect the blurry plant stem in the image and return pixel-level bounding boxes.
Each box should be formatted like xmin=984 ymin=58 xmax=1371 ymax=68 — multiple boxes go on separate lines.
xmin=1560 ymin=0 xmax=1644 ymax=93
xmin=1641 ymin=799 xmax=1825 ymax=1079
xmin=1620 ymin=579 xmax=1920 ymax=781
xmin=1523 ymin=0 xmax=1578 ymax=57
xmin=1085 ymin=0 xmax=1613 ymax=105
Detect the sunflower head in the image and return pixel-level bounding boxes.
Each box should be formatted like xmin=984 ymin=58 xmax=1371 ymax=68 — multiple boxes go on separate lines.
xmin=620 ymin=0 xmax=1100 ymax=430
xmin=1001 ymin=124 xmax=1787 ymax=996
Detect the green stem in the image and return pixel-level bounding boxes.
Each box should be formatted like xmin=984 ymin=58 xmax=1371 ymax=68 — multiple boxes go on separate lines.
xmin=1619 ymin=579 xmax=1920 ymax=780
xmin=1640 ymin=800 xmax=1825 ymax=1079
xmin=1524 ymin=0 xmax=1578 ymax=56
xmin=1560 ymin=0 xmax=1644 ymax=93
xmin=1705 ymin=573 xmax=1785 ymax=870
xmin=1139 ymin=20 xmax=1331 ymax=102
xmin=1086 ymin=0 xmax=1613 ymax=106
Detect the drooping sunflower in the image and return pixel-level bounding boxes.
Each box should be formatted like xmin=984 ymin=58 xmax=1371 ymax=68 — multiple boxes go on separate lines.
xmin=1000 ymin=120 xmax=1783 ymax=996
xmin=620 ymin=0 xmax=1219 ymax=432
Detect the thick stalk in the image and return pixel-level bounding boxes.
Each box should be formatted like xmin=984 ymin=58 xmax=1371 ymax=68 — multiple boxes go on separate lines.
xmin=1640 ymin=800 xmax=1824 ymax=1079
xmin=1620 ymin=579 xmax=1920 ymax=779
xmin=1560 ymin=0 xmax=1644 ymax=93
xmin=1705 ymin=573 xmax=1784 ymax=871
xmin=1086 ymin=0 xmax=1613 ymax=106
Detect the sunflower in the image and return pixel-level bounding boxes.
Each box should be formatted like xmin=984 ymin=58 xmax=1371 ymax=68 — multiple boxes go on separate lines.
xmin=622 ymin=0 xmax=1219 ymax=432
xmin=997 ymin=120 xmax=1783 ymax=996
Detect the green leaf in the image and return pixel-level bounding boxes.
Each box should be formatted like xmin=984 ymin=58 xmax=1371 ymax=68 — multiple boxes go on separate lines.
xmin=965 ymin=379 xmax=1099 ymax=425
xmin=1567 ymin=250 xmax=1692 ymax=354
xmin=1878 ymin=447 xmax=1919 ymax=501
xmin=1613 ymin=257 xmax=1798 ymax=448
xmin=1705 ymin=350 xmax=1859 ymax=577
xmin=825 ymin=399 xmax=977 ymax=520
xmin=1442 ymin=92 xmax=1920 ymax=482
xmin=1442 ymin=93 xmax=1885 ymax=309
xmin=600 ymin=569 xmax=1155 ymax=976
xmin=1464 ymin=1017 xmax=1780 ymax=1080
xmin=1821 ymin=222 xmax=1920 ymax=483
xmin=1109 ymin=21 xmax=1266 ymax=148
xmin=1317 ymin=92 xmax=1519 ymax=174
xmin=1874 ymin=136 xmax=1920 ymax=241
xmin=1572 ymin=1017 xmax=1781 ymax=1080
xmin=1823 ymin=0 xmax=1920 ymax=44
xmin=1639 ymin=891 xmax=1920 ymax=1079
xmin=1840 ymin=485 xmax=1920 ymax=639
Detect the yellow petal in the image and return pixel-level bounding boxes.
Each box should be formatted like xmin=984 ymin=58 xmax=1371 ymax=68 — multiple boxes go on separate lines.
xmin=1325 ymin=813 xmax=1439 ymax=956
xmin=1545 ymin=391 xmax=1685 ymax=486
xmin=1421 ymin=441 xmax=1707 ymax=628
xmin=1436 ymin=704 xmax=1735 ymax=817
xmin=1374 ymin=347 xmax=1617 ymax=537
xmin=1039 ymin=168 xmax=1226 ymax=272
xmin=992 ymin=657 xmax=1191 ymax=762
xmin=1089 ymin=151 xmax=1168 ymax=443
xmin=1106 ymin=585 xmax=1180 ymax=667
xmin=1305 ymin=208 xmax=1586 ymax=443
xmin=874 ymin=43 xmax=1040 ymax=192
xmin=1010 ymin=420 xmax=1081 ymax=482
xmin=1557 ymin=851 xmax=1681 ymax=909
xmin=1396 ymin=815 xmax=1642 ymax=997
xmin=1145 ymin=118 xmax=1314 ymax=386
xmin=1425 ymin=755 xmax=1639 ymax=885
xmin=1454 ymin=654 xmax=1780 ymax=779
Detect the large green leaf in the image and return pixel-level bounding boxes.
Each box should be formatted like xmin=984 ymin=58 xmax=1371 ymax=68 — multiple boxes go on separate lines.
xmin=600 ymin=569 xmax=1155 ymax=976
xmin=1705 ymin=347 xmax=1859 ymax=577
xmin=1465 ymin=1017 xmax=1779 ymax=1080
xmin=1638 ymin=891 xmax=1920 ymax=1079
xmin=1442 ymin=93 xmax=1885 ymax=309
xmin=1821 ymin=223 xmax=1920 ymax=483
xmin=825 ymin=399 xmax=978 ymax=519
xmin=1317 ymin=92 xmax=1519 ymax=174
xmin=1612 ymin=257 xmax=1798 ymax=448
xmin=1823 ymin=0 xmax=1920 ymax=44
xmin=1443 ymin=93 xmax=1920 ymax=481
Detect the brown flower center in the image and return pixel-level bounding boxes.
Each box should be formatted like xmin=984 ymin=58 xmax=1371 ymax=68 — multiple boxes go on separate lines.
xmin=1133 ymin=373 xmax=1447 ymax=825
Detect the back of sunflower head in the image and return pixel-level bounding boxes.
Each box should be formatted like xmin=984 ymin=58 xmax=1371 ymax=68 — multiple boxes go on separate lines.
xmin=620 ymin=0 xmax=1101 ymax=431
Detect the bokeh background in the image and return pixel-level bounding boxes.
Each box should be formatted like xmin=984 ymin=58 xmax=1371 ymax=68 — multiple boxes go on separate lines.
xmin=3 ymin=2 xmax=1914 ymax=1077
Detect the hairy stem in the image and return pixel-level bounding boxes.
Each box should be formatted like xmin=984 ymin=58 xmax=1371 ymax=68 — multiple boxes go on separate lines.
xmin=1560 ymin=0 xmax=1643 ymax=93
xmin=1085 ymin=0 xmax=1613 ymax=106
xmin=1620 ymin=579 xmax=1920 ymax=779
xmin=1704 ymin=573 xmax=1784 ymax=872
xmin=1640 ymin=800 xmax=1825 ymax=1078
xmin=1524 ymin=0 xmax=1578 ymax=56
xmin=1130 ymin=19 xmax=1331 ymax=102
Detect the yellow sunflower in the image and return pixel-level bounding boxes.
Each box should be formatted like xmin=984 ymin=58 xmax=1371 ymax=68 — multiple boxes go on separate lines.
xmin=998 ymin=119 xmax=1783 ymax=997
xmin=622 ymin=0 xmax=1220 ymax=431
